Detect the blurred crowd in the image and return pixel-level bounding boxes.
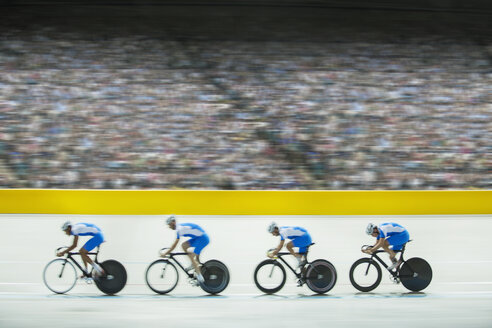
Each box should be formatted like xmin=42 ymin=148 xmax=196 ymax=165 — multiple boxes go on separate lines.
xmin=0 ymin=29 xmax=491 ymax=189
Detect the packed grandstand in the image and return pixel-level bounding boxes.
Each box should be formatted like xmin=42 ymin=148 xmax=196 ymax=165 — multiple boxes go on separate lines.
xmin=0 ymin=20 xmax=490 ymax=190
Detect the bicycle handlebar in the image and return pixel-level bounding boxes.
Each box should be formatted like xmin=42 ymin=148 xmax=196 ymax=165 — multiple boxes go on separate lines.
xmin=55 ymin=246 xmax=69 ymax=257
xmin=361 ymin=245 xmax=386 ymax=254
xmin=158 ymin=248 xmax=189 ymax=257
xmin=266 ymin=249 xmax=278 ymax=259
xmin=55 ymin=246 xmax=100 ymax=257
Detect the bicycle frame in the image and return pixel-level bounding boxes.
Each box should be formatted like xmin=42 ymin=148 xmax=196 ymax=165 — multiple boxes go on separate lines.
xmin=274 ymin=253 xmax=305 ymax=279
xmin=58 ymin=246 xmax=101 ymax=278
xmin=367 ymin=244 xmax=415 ymax=279
xmin=368 ymin=250 xmax=402 ymax=278
xmin=165 ymin=252 xmax=199 ymax=279
xmin=272 ymin=244 xmax=315 ymax=281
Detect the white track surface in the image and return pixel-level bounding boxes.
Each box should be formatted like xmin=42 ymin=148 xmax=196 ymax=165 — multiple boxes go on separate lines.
xmin=1 ymin=214 xmax=491 ymax=327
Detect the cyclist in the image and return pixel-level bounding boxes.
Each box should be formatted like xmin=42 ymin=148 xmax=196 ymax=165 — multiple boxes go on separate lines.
xmin=57 ymin=221 xmax=105 ymax=277
xmin=160 ymin=215 xmax=208 ymax=284
xmin=364 ymin=222 xmax=410 ymax=270
xmin=267 ymin=222 xmax=312 ymax=269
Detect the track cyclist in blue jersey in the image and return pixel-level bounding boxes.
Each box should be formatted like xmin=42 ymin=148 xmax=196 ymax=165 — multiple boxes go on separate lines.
xmin=161 ymin=215 xmax=209 ymax=284
xmin=364 ymin=222 xmax=410 ymax=270
xmin=57 ymin=221 xmax=106 ymax=277
xmin=267 ymin=222 xmax=312 ymax=269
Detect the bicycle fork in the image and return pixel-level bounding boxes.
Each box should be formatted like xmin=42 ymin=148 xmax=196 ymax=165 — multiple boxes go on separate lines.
xmin=160 ymin=263 xmax=168 ymax=279
xmin=268 ymin=263 xmax=276 ymax=278
xmin=58 ymin=260 xmax=68 ymax=279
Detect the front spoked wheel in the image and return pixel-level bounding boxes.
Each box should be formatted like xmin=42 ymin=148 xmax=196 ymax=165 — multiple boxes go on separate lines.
xmin=305 ymin=259 xmax=337 ymax=294
xmin=349 ymin=258 xmax=382 ymax=292
xmin=145 ymin=259 xmax=179 ymax=294
xmin=43 ymin=258 xmax=77 ymax=294
xmin=95 ymin=260 xmax=127 ymax=295
xmin=199 ymin=260 xmax=230 ymax=294
xmin=399 ymin=257 xmax=432 ymax=292
xmin=253 ymin=259 xmax=286 ymax=294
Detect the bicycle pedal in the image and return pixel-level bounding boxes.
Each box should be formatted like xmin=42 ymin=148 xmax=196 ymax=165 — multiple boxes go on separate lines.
xmin=389 ymin=276 xmax=400 ymax=284
xmin=189 ymin=279 xmax=200 ymax=287
xmin=83 ymin=277 xmax=94 ymax=284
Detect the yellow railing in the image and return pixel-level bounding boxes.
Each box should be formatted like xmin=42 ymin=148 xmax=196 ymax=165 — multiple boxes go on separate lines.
xmin=0 ymin=189 xmax=490 ymax=215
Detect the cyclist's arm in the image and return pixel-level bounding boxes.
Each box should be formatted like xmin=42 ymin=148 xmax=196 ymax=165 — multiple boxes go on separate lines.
xmin=161 ymin=238 xmax=179 ymax=257
xmin=271 ymin=240 xmax=285 ymax=256
xmin=57 ymin=236 xmax=79 ymax=256
xmin=368 ymin=238 xmax=384 ymax=253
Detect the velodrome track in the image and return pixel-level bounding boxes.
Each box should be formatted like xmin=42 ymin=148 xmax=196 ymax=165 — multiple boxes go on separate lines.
xmin=1 ymin=214 xmax=492 ymax=327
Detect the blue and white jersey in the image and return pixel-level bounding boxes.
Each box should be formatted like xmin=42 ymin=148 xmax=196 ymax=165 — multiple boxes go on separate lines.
xmin=70 ymin=223 xmax=103 ymax=236
xmin=176 ymin=223 xmax=206 ymax=239
xmin=377 ymin=222 xmax=407 ymax=240
xmin=279 ymin=226 xmax=308 ymax=241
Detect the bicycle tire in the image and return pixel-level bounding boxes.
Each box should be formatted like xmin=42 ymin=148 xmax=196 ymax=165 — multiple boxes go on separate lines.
xmin=199 ymin=260 xmax=230 ymax=294
xmin=95 ymin=260 xmax=127 ymax=295
xmin=349 ymin=258 xmax=382 ymax=292
xmin=145 ymin=259 xmax=179 ymax=294
xmin=253 ymin=259 xmax=286 ymax=294
xmin=399 ymin=257 xmax=432 ymax=292
xmin=305 ymin=259 xmax=337 ymax=294
xmin=43 ymin=258 xmax=77 ymax=294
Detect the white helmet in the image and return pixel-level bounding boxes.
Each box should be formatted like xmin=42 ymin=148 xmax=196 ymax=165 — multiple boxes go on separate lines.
xmin=366 ymin=223 xmax=377 ymax=235
xmin=61 ymin=221 xmax=72 ymax=231
xmin=166 ymin=215 xmax=176 ymax=225
xmin=267 ymin=222 xmax=278 ymax=233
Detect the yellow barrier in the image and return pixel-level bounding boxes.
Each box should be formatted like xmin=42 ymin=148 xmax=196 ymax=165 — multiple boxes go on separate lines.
xmin=0 ymin=189 xmax=490 ymax=215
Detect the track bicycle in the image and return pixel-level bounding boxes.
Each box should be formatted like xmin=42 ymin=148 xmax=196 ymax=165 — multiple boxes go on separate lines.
xmin=349 ymin=241 xmax=432 ymax=292
xmin=145 ymin=248 xmax=230 ymax=295
xmin=254 ymin=243 xmax=337 ymax=294
xmin=43 ymin=246 xmax=127 ymax=295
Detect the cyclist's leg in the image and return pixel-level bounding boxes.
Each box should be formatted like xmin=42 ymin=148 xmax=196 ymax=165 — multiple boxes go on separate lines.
xmin=381 ymin=239 xmax=396 ymax=260
xmin=80 ymin=234 xmax=104 ymax=275
xmin=188 ymin=235 xmax=210 ymax=275
xmin=79 ymin=248 xmax=90 ymax=273
xmin=286 ymin=241 xmax=299 ymax=258
xmin=182 ymin=240 xmax=201 ymax=273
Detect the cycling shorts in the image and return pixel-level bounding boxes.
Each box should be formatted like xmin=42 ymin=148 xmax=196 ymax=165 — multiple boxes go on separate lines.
xmin=188 ymin=234 xmax=210 ymax=255
xmin=292 ymin=233 xmax=312 ymax=253
xmin=82 ymin=233 xmax=104 ymax=252
xmin=387 ymin=230 xmax=410 ymax=251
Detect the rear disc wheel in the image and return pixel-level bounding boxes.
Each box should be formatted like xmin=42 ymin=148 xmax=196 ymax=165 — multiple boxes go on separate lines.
xmin=95 ymin=260 xmax=127 ymax=295
xmin=199 ymin=260 xmax=230 ymax=294
xmin=305 ymin=259 xmax=337 ymax=294
xmin=399 ymin=257 xmax=432 ymax=292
